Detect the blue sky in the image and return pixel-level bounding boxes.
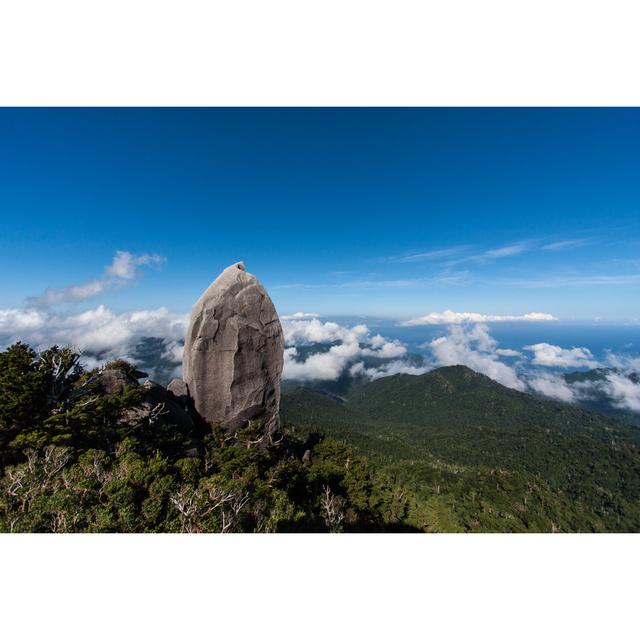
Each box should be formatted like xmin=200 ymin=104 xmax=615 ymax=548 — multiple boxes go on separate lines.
xmin=1 ymin=108 xmax=639 ymax=321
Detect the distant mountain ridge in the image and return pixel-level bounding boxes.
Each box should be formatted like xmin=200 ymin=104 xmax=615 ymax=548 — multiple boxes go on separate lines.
xmin=281 ymin=365 xmax=640 ymax=532
xmin=104 ymin=338 xmax=640 ymax=427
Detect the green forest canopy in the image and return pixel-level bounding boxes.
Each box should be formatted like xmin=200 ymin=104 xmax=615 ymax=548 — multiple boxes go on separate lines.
xmin=2 ymin=343 xmax=640 ymax=533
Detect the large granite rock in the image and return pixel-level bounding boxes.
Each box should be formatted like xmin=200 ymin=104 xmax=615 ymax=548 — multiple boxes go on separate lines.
xmin=182 ymin=261 xmax=284 ymax=440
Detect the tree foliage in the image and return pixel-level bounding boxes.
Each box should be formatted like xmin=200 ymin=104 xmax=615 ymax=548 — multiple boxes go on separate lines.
xmin=281 ymin=366 xmax=640 ymax=532
xmin=4 ymin=344 xmax=638 ymax=532
xmin=0 ymin=343 xmax=410 ymax=533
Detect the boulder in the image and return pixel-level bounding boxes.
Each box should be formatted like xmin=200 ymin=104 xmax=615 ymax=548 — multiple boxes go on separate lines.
xmin=182 ymin=261 xmax=284 ymax=440
xmin=96 ymin=369 xmax=133 ymax=395
xmin=167 ymin=378 xmax=189 ymax=405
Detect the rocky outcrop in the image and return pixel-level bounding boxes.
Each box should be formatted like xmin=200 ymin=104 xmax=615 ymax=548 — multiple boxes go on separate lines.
xmin=95 ymin=369 xmax=135 ymax=395
xmin=96 ymin=371 xmax=198 ymax=455
xmin=182 ymin=262 xmax=284 ymax=440
xmin=94 ymin=366 xmax=147 ymax=395
xmin=116 ymin=379 xmax=194 ymax=435
xmin=167 ymin=378 xmax=189 ymax=406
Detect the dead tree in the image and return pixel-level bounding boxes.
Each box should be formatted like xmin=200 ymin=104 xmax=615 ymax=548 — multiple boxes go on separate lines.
xmin=320 ymin=485 xmax=345 ymax=533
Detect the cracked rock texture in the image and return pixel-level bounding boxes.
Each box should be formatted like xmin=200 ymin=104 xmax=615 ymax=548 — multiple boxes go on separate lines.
xmin=182 ymin=262 xmax=284 ymax=439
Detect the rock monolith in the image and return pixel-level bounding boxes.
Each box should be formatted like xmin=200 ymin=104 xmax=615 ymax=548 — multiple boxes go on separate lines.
xmin=182 ymin=262 xmax=284 ymax=440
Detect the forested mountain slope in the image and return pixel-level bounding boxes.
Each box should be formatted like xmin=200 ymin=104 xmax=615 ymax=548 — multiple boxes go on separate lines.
xmin=3 ymin=340 xmax=639 ymax=533
xmin=281 ymin=366 xmax=640 ymax=532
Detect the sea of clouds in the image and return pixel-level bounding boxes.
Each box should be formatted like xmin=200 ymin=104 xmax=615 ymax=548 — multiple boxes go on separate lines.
xmin=1 ymin=249 xmax=638 ymax=413
xmin=1 ymin=303 xmax=639 ymax=413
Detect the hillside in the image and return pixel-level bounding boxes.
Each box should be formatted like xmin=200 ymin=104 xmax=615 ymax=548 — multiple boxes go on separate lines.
xmin=4 ymin=340 xmax=640 ymax=533
xmin=281 ymin=365 xmax=640 ymax=532
xmin=347 ymin=365 xmax=639 ymax=441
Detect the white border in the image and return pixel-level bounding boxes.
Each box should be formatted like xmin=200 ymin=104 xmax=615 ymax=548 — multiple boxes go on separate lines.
xmin=1 ymin=1 xmax=639 ymax=637
xmin=2 ymin=533 xmax=639 ymax=639
xmin=1 ymin=1 xmax=640 ymax=105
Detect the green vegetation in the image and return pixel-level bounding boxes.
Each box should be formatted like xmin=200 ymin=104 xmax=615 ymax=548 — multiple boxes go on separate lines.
xmin=0 ymin=343 xmax=412 ymax=533
xmin=281 ymin=366 xmax=640 ymax=532
xmin=3 ymin=344 xmax=639 ymax=533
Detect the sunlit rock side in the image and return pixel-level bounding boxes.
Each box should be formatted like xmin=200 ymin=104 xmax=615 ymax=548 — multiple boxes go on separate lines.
xmin=182 ymin=262 xmax=284 ymax=441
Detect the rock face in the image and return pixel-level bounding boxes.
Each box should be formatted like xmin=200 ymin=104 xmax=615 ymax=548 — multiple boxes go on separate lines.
xmin=167 ymin=378 xmax=189 ymax=405
xmin=182 ymin=262 xmax=284 ymax=439
xmin=96 ymin=369 xmax=134 ymax=395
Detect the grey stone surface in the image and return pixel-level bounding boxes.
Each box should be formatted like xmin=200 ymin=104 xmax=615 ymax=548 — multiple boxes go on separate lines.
xmin=96 ymin=369 xmax=132 ymax=395
xmin=167 ymin=378 xmax=189 ymax=403
xmin=182 ymin=261 xmax=284 ymax=439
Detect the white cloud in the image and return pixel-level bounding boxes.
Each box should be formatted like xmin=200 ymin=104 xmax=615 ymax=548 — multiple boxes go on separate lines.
xmin=525 ymin=343 xmax=597 ymax=368
xmin=280 ymin=311 xmax=320 ymax=320
xmin=0 ymin=308 xmax=47 ymax=332
xmin=483 ymin=244 xmax=528 ymax=259
xmin=357 ymin=360 xmax=431 ymax=380
xmin=447 ymin=242 xmax=531 ymax=266
xmin=495 ymin=274 xmax=640 ymax=288
xmin=27 ymin=250 xmax=166 ymax=307
xmin=105 ymin=250 xmax=166 ymax=279
xmin=281 ymin=315 xmax=410 ymax=381
xmin=527 ymin=372 xmax=575 ymax=402
xmin=360 ymin=333 xmax=407 ymax=359
xmin=402 ymin=310 xmax=556 ymax=326
xmin=420 ymin=325 xmax=607 ymax=402
xmin=0 ymin=304 xmax=188 ymax=367
xmin=2 ymin=306 xmax=414 ymax=384
xmin=283 ymin=343 xmax=360 ymax=381
xmin=380 ymin=240 xmax=542 ymax=267
xmin=162 ymin=340 xmax=184 ymax=363
xmin=424 ymin=324 xmax=526 ymax=390
xmin=601 ymin=372 xmax=640 ymax=412
xmin=377 ymin=246 xmax=468 ymax=264
xmin=283 ymin=317 xmax=369 ymax=346
xmin=495 ymin=348 xmax=522 ymax=357
xmin=541 ymin=239 xmax=590 ymax=251
xmin=28 ymin=280 xmax=109 ymax=307
xmin=604 ymin=352 xmax=640 ymax=371
xmin=274 ymin=271 xmax=472 ymax=291
xmin=348 ymin=362 xmax=365 ymax=376
xmin=595 ymin=352 xmax=640 ymax=412
xmin=523 ymin=344 xmax=640 ymax=410
xmin=4 ymin=300 xmax=638 ymax=414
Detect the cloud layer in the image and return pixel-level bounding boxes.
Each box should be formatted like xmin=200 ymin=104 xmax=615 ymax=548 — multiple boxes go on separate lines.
xmin=525 ymin=343 xmax=596 ymax=368
xmin=282 ymin=316 xmax=412 ymax=381
xmin=1 ymin=300 xmax=638 ymax=414
xmin=423 ymin=324 xmax=526 ymax=390
xmin=526 ymin=371 xmax=576 ymax=402
xmin=0 ymin=304 xmax=188 ymax=367
xmin=402 ymin=310 xmax=556 ymax=326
